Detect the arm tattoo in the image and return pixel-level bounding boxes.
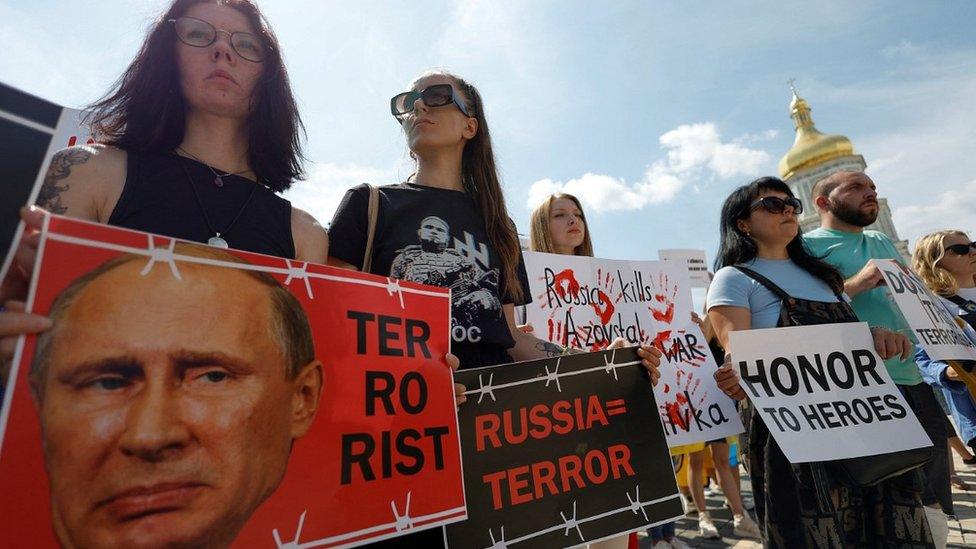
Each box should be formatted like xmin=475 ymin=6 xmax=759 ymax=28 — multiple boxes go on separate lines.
xmin=36 ymin=148 xmax=92 ymax=214
xmin=535 ymin=340 xmax=566 ymax=358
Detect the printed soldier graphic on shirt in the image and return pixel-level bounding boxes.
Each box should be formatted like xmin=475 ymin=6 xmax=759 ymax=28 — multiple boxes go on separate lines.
xmin=390 ymin=216 xmax=501 ymax=343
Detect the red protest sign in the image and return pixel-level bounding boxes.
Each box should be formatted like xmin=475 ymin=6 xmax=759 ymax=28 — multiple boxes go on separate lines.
xmin=0 ymin=214 xmax=464 ymax=548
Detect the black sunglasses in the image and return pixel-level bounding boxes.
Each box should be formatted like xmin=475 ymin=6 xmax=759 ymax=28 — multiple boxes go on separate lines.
xmin=750 ymin=196 xmax=803 ymax=215
xmin=169 ymin=17 xmax=267 ymax=63
xmin=390 ymin=84 xmax=471 ymax=120
xmin=945 ymin=241 xmax=976 ymax=255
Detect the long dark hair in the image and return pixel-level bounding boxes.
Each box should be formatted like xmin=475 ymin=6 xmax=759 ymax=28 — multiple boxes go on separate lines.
xmin=410 ymin=71 xmax=524 ymax=302
xmin=715 ymin=176 xmax=844 ymax=293
xmin=86 ymin=0 xmax=304 ymax=192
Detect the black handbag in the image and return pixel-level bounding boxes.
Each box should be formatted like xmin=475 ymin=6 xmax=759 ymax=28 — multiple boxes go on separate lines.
xmin=733 ymin=265 xmax=933 ymax=487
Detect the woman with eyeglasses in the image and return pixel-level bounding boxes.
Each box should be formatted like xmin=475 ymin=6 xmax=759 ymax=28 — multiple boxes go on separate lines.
xmin=706 ymin=177 xmax=933 ymax=547
xmin=913 ymin=231 xmax=976 ymax=475
xmin=327 ymin=71 xmax=662 ymax=547
xmin=0 ymin=0 xmax=327 ymax=367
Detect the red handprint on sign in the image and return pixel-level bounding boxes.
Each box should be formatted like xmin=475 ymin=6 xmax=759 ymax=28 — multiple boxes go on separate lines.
xmin=649 ymin=272 xmax=679 ymax=325
xmin=660 ymin=361 xmax=707 ymax=433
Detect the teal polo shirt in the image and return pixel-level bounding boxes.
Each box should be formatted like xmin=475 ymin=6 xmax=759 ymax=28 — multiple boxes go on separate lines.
xmin=803 ymin=228 xmax=923 ymax=385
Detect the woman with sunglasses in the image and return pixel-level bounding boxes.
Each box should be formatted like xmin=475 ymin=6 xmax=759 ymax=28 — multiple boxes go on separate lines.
xmin=706 ymin=177 xmax=932 ymax=547
xmin=1 ymin=0 xmax=327 ymax=367
xmin=913 ymin=231 xmax=976 ymax=468
xmin=327 ymin=71 xmax=662 ymax=547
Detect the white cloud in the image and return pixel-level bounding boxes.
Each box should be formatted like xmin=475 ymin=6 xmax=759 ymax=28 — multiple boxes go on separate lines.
xmin=283 ymin=162 xmax=399 ymax=227
xmin=893 ymin=179 xmax=976 ymax=242
xmin=527 ymin=122 xmax=772 ymax=212
xmin=734 ymin=129 xmax=779 ymax=144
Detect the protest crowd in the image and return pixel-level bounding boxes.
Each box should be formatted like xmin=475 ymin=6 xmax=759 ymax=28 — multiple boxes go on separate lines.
xmin=1 ymin=1 xmax=975 ymax=548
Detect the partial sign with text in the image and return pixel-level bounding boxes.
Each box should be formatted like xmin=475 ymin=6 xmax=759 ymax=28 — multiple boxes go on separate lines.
xmin=872 ymin=259 xmax=976 ymax=362
xmin=522 ymin=251 xmax=743 ymax=446
xmin=729 ymin=322 xmax=931 ymax=463
xmin=445 ymin=348 xmax=683 ymax=548
xmin=0 ymin=214 xmax=464 ymax=548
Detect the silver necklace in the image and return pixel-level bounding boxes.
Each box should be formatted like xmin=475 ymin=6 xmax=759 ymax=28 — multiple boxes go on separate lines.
xmin=177 ymin=155 xmax=258 ymax=248
xmin=176 ymin=146 xmax=251 ymax=187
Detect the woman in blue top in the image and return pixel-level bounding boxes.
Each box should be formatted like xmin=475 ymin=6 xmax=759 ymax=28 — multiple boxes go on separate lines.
xmin=707 ymin=177 xmax=931 ymax=548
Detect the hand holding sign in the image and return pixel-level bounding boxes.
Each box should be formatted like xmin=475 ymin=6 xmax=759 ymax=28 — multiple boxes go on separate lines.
xmin=728 ymin=323 xmax=930 ymax=462
xmin=869 ymin=326 xmax=913 ymax=361
xmin=448 ymin=353 xmax=467 ymax=406
xmin=0 ymin=206 xmax=45 ymax=304
xmin=846 ymin=261 xmax=886 ymax=296
xmin=1 ymin=207 xmax=50 ymax=366
xmin=714 ymin=358 xmax=747 ymax=401
xmin=635 ymin=343 xmax=663 ymax=386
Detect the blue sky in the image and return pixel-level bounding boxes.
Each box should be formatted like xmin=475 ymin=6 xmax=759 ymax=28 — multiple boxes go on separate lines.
xmin=2 ymin=0 xmax=974 ymax=267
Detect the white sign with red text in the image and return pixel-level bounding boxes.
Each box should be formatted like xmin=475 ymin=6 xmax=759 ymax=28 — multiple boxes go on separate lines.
xmin=522 ymin=251 xmax=743 ymax=446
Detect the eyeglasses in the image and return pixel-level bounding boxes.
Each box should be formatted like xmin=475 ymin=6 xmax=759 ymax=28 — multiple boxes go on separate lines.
xmin=945 ymin=241 xmax=976 ymax=255
xmin=169 ymin=17 xmax=267 ymax=63
xmin=750 ymin=196 xmax=803 ymax=215
xmin=390 ymin=84 xmax=471 ymax=120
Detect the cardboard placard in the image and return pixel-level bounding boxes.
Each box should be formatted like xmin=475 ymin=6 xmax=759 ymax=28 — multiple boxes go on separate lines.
xmin=658 ymin=249 xmax=710 ymax=289
xmin=522 ymin=251 xmax=743 ymax=446
xmin=445 ymin=348 xmax=683 ymax=548
xmin=872 ymin=259 xmax=976 ymax=362
xmin=729 ymin=322 xmax=931 ymax=462
xmin=0 ymin=214 xmax=465 ymax=548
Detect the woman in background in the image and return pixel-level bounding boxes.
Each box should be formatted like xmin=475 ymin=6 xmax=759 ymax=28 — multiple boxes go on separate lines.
xmin=329 ymin=72 xmax=663 ymax=547
xmin=913 ymin=230 xmax=976 ymax=482
xmin=530 ymin=192 xmax=692 ymax=548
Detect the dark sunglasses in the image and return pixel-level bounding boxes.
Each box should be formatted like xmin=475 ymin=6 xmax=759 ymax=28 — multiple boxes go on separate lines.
xmin=169 ymin=17 xmax=267 ymax=63
xmin=945 ymin=241 xmax=976 ymax=255
xmin=750 ymin=196 xmax=803 ymax=215
xmin=390 ymin=84 xmax=471 ymax=120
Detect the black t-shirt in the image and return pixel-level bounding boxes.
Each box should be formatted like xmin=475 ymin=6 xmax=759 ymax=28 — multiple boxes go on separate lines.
xmin=329 ymin=182 xmax=531 ymax=369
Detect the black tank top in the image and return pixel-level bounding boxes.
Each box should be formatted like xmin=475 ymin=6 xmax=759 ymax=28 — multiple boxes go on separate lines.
xmin=108 ymin=150 xmax=296 ymax=259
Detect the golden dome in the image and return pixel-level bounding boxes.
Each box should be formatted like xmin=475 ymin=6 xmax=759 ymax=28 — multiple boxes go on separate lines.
xmin=778 ymin=87 xmax=855 ymax=179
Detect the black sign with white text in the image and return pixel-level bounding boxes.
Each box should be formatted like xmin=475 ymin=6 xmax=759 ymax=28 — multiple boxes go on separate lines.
xmin=445 ymin=348 xmax=683 ymax=548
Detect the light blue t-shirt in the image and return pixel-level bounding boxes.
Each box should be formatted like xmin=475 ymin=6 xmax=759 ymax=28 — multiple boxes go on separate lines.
xmin=706 ymin=258 xmax=842 ymax=329
xmin=803 ymin=228 xmax=923 ymax=385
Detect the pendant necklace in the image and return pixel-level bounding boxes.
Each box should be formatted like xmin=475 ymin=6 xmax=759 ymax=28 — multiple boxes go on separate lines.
xmin=178 ymin=155 xmax=258 ymax=248
xmin=176 ymin=146 xmax=251 ymax=187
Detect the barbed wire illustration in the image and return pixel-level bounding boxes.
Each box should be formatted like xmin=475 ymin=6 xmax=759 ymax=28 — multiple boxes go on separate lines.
xmin=42 ymin=227 xmax=449 ymax=307
xmin=475 ymin=489 xmax=681 ymax=549
xmin=464 ymin=350 xmax=640 ymax=403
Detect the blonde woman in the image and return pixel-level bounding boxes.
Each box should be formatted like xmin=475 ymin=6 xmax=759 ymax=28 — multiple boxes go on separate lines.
xmin=913 ymin=231 xmax=976 ymax=475
xmin=529 ymin=193 xmax=698 ymax=548
xmin=529 ymin=193 xmax=594 ymax=256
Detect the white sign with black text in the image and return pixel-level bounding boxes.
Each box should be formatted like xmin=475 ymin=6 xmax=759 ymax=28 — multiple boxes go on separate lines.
xmin=729 ymin=322 xmax=931 ymax=463
xmin=872 ymin=259 xmax=976 ymax=362
xmin=658 ymin=249 xmax=710 ymax=288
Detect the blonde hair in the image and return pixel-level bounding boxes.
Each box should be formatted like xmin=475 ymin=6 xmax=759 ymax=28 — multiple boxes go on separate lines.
xmin=912 ymin=230 xmax=968 ymax=296
xmin=529 ymin=193 xmax=594 ymax=257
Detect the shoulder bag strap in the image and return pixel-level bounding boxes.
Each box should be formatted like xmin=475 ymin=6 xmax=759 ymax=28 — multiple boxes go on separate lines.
xmin=361 ymin=184 xmax=379 ymax=273
xmin=732 ymin=265 xmax=793 ymax=302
